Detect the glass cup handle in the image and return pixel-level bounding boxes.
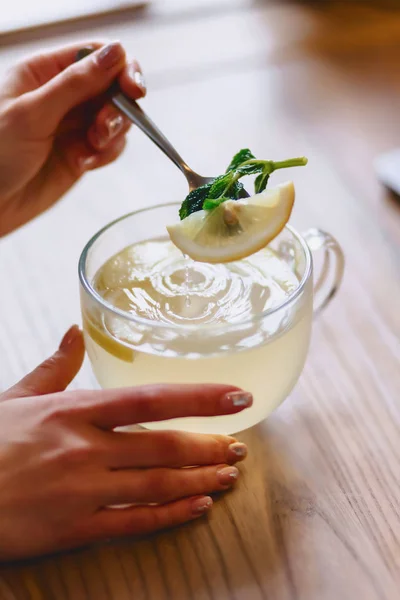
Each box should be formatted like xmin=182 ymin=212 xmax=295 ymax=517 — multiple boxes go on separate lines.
xmin=302 ymin=228 xmax=345 ymax=316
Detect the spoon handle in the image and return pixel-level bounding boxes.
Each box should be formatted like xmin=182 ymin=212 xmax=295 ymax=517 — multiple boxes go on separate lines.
xmin=75 ymin=46 xmax=196 ymax=187
xmin=111 ymin=92 xmax=192 ymax=180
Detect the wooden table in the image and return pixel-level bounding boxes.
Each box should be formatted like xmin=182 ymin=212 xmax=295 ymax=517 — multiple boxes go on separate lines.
xmin=0 ymin=1 xmax=399 ymax=598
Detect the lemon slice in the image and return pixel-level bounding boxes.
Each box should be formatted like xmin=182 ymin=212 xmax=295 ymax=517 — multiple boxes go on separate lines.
xmin=167 ymin=181 xmax=295 ymax=263
xmin=82 ymin=314 xmax=134 ymax=363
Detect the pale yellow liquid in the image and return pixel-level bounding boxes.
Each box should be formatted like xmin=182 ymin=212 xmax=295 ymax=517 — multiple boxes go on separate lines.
xmin=83 ymin=239 xmax=312 ymax=434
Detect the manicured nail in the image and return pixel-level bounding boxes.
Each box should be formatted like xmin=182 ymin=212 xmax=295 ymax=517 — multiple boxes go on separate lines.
xmin=130 ymin=62 xmax=146 ymax=94
xmin=192 ymin=496 xmax=213 ymax=515
xmin=134 ymin=71 xmax=146 ymax=93
xmin=228 ymin=442 xmax=248 ymax=460
xmin=79 ymin=155 xmax=97 ymax=172
xmin=134 ymin=71 xmax=146 ymax=91
xmin=217 ymin=466 xmax=239 ymax=486
xmin=224 ymin=391 xmax=253 ymax=408
xmin=91 ymin=114 xmax=125 ymax=149
xmin=59 ymin=325 xmax=81 ymax=350
xmin=96 ymin=42 xmax=124 ymax=69
xmin=105 ymin=114 xmax=124 ymax=139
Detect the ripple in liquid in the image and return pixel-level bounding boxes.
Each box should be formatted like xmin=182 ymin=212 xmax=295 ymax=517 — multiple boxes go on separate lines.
xmin=95 ymin=239 xmax=299 ymax=328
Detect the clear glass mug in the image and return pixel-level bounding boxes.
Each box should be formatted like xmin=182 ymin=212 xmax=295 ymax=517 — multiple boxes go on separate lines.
xmin=79 ymin=203 xmax=344 ymax=435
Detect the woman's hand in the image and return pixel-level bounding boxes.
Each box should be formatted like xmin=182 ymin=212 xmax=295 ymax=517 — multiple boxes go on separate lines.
xmin=0 ymin=326 xmax=251 ymax=561
xmin=0 ymin=41 xmax=145 ymax=236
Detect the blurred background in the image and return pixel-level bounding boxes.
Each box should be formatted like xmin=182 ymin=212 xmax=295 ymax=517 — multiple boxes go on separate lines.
xmin=0 ymin=0 xmax=399 ymax=387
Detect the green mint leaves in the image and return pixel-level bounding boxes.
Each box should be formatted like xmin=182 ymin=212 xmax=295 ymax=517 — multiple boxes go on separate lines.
xmin=179 ymin=175 xmax=244 ymax=220
xmin=207 ymin=174 xmax=244 ymax=200
xmin=179 ymin=183 xmax=212 ymax=220
xmin=226 ymin=149 xmax=256 ymax=172
xmin=203 ymin=197 xmax=233 ymax=211
xmin=179 ymin=149 xmax=308 ymax=220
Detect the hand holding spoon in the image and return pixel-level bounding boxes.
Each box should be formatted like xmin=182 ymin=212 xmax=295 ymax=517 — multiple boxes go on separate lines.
xmin=76 ymin=47 xmax=247 ymax=195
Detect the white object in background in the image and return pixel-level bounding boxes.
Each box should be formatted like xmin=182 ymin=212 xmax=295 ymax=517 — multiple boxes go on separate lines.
xmin=0 ymin=0 xmax=148 ymax=36
xmin=375 ymin=148 xmax=400 ymax=196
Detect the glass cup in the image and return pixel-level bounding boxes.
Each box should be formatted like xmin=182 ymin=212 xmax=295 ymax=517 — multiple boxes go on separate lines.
xmin=79 ymin=203 xmax=344 ymax=435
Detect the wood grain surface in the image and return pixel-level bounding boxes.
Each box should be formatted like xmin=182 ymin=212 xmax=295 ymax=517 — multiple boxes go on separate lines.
xmin=0 ymin=1 xmax=399 ymax=598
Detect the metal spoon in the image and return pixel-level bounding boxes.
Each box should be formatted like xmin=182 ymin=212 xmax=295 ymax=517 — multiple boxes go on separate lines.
xmin=76 ymin=47 xmax=249 ymax=196
xmin=111 ymin=92 xmax=215 ymax=192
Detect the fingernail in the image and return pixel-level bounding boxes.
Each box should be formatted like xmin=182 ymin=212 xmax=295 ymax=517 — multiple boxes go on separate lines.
xmin=217 ymin=466 xmax=239 ymax=486
xmin=228 ymin=442 xmax=248 ymax=460
xmin=134 ymin=71 xmax=146 ymax=92
xmin=97 ymin=42 xmax=124 ymax=70
xmin=224 ymin=391 xmax=253 ymax=408
xmin=192 ymin=496 xmax=213 ymax=515
xmin=105 ymin=114 xmax=124 ymax=139
xmin=59 ymin=325 xmax=81 ymax=350
xmin=78 ymin=155 xmax=97 ymax=172
xmin=130 ymin=63 xmax=146 ymax=93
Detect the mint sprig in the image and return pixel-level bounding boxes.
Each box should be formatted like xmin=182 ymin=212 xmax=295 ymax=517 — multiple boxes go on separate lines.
xmin=179 ymin=149 xmax=308 ymax=220
xmin=179 ymin=175 xmax=244 ymax=220
xmin=226 ymin=149 xmax=256 ymax=172
xmin=179 ymin=183 xmax=212 ymax=220
xmin=203 ymin=197 xmax=232 ymax=211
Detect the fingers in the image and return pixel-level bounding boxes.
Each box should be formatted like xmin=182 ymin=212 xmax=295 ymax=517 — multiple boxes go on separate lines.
xmin=2 ymin=326 xmax=85 ymax=400
xmin=102 ymin=464 xmax=239 ymax=506
xmin=16 ymin=126 xmax=128 ymax=222
xmin=118 ymin=60 xmax=146 ymax=99
xmin=106 ymin=430 xmax=248 ymax=468
xmin=1 ymin=42 xmax=102 ymax=99
xmin=74 ymin=45 xmax=146 ymax=100
xmin=87 ymin=103 xmax=131 ymax=151
xmin=32 ymin=42 xmax=125 ymax=132
xmin=21 ymin=42 xmax=145 ymax=134
xmin=55 ymin=126 xmax=127 ymax=179
xmin=76 ymin=384 xmax=253 ymax=429
xmin=78 ymin=496 xmax=213 ymax=543
xmin=78 ymin=134 xmax=128 ymax=173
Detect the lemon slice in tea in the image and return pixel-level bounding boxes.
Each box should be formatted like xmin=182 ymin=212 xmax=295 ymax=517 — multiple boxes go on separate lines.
xmin=167 ymin=181 xmax=295 ymax=263
xmin=83 ymin=314 xmax=134 ymax=363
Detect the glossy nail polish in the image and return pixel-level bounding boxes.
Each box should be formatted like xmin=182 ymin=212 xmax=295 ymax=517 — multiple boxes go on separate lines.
xmin=59 ymin=325 xmax=81 ymax=350
xmin=217 ymin=466 xmax=239 ymax=486
xmin=224 ymin=391 xmax=253 ymax=408
xmin=192 ymin=496 xmax=213 ymax=515
xmin=105 ymin=114 xmax=124 ymax=139
xmin=228 ymin=442 xmax=248 ymax=459
xmin=130 ymin=63 xmax=147 ymax=94
xmin=134 ymin=70 xmax=146 ymax=92
xmin=79 ymin=155 xmax=97 ymax=172
xmin=97 ymin=42 xmax=124 ymax=69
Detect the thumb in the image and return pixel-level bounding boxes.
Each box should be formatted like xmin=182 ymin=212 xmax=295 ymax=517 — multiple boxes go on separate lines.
xmin=2 ymin=326 xmax=85 ymax=400
xmin=27 ymin=42 xmax=126 ymax=132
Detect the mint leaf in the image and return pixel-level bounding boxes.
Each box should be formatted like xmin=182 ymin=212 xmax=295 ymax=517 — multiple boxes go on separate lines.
xmin=203 ymin=197 xmax=232 ymax=211
xmin=254 ymin=157 xmax=308 ymax=193
xmin=208 ymin=174 xmax=244 ymax=200
xmin=207 ymin=174 xmax=232 ymax=198
xmin=179 ymin=182 xmax=213 ymax=220
xmin=230 ymin=181 xmax=244 ymax=198
xmin=179 ymin=175 xmax=244 ymax=219
xmin=179 ymin=152 xmax=308 ymax=219
xmin=226 ymin=149 xmax=255 ymax=173
xmin=254 ymin=170 xmax=270 ymax=194
xmin=236 ymin=162 xmax=264 ymax=176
